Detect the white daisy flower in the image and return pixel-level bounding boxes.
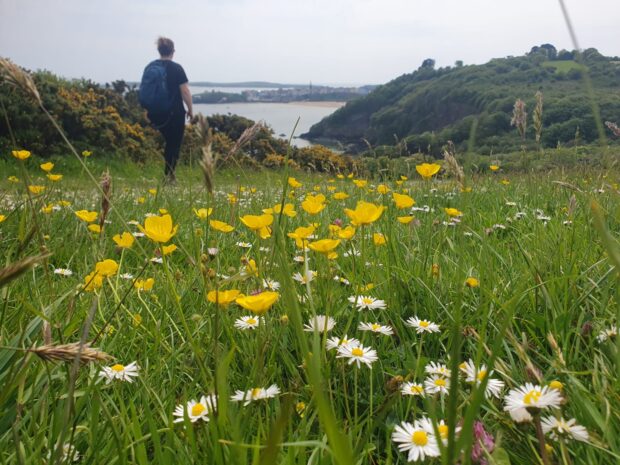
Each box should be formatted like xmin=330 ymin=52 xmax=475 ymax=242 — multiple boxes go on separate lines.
xmin=333 ymin=275 xmax=351 ymax=285
xmin=597 ymin=325 xmax=617 ymax=342
xmin=505 ymin=201 xmax=517 ymax=207
xmin=348 ymin=295 xmax=387 ymax=311
xmin=326 ymin=335 xmax=360 ymax=351
xmin=150 ymin=257 xmax=163 ymax=264
xmin=425 ymin=361 xmax=451 ymax=377
xmin=514 ymin=212 xmax=527 ymax=220
xmin=343 ymin=248 xmax=361 ymax=258
xmin=412 ymin=205 xmax=432 ymax=213
xmin=293 ymin=270 xmax=317 ymax=284
xmin=428 ymin=418 xmax=461 ymax=445
xmin=259 ymin=246 xmax=270 ymax=252
xmin=262 ymin=278 xmax=280 ymax=290
xmin=503 ymin=383 xmax=563 ymax=423
xmin=400 ymin=382 xmax=425 ymax=397
xmin=461 ymin=359 xmax=505 ymax=398
xmin=236 ymin=241 xmax=252 ymax=248
xmin=406 ymin=317 xmax=440 ymax=334
xmin=358 ymin=322 xmax=394 ymax=336
xmin=541 ymin=416 xmax=589 ymax=442
xmin=53 ymin=268 xmax=73 ymax=277
xmin=120 ymin=273 xmax=134 ymax=280
xmin=424 ymin=375 xmax=450 ymax=395
xmin=99 ymin=361 xmax=140 ymax=383
xmin=231 ymin=384 xmax=280 ymax=406
xmin=173 ymin=395 xmax=217 ymax=423
xmin=304 ymin=315 xmax=336 ymax=333
xmin=391 ymin=419 xmax=440 ymax=462
xmin=132 ymin=232 xmax=145 ymax=238
xmin=336 ymin=343 xmax=378 ymax=368
xmin=234 ymin=316 xmax=263 ymax=330
xmin=127 ymin=220 xmax=140 ymax=226
xmin=144 ymin=212 xmax=156 ymax=218
xmin=293 ymin=255 xmax=306 ymax=263
xmin=207 ymin=247 xmax=219 ymax=256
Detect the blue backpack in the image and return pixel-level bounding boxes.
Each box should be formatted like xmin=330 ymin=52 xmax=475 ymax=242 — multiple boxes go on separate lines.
xmin=139 ymin=60 xmax=173 ymax=115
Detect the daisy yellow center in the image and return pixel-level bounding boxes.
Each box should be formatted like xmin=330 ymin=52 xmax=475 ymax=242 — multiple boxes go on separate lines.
xmin=111 ymin=364 xmax=124 ymax=372
xmin=477 ymin=370 xmax=487 ymax=381
xmin=549 ymin=380 xmax=563 ymax=390
xmin=412 ymin=430 xmax=429 ymax=446
xmin=371 ymin=324 xmax=381 ymax=331
xmin=351 ymin=348 xmax=364 ymax=357
xmin=419 ymin=321 xmax=429 ymax=327
xmin=438 ymin=424 xmax=449 ymax=438
xmin=362 ymin=298 xmax=373 ymax=305
xmin=251 ymin=388 xmax=262 ymax=398
xmin=191 ymin=403 xmax=206 ymax=416
xmin=523 ymin=389 xmax=542 ymax=405
xmin=247 ymin=318 xmax=257 ymax=325
xmin=411 ymin=385 xmax=423 ymax=394
xmin=434 ymin=378 xmax=447 ymax=387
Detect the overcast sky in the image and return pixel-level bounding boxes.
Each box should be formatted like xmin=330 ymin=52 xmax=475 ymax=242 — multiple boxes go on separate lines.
xmin=1 ymin=0 xmax=618 ymax=86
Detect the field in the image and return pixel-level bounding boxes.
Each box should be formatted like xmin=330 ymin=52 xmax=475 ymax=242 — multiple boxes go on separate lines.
xmin=1 ymin=154 xmax=619 ymax=465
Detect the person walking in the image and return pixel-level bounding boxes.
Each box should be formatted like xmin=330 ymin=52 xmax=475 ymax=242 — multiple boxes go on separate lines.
xmin=139 ymin=37 xmax=193 ymax=184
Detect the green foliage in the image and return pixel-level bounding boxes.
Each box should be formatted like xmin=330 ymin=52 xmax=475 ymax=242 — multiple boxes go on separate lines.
xmin=305 ymin=45 xmax=620 ymax=155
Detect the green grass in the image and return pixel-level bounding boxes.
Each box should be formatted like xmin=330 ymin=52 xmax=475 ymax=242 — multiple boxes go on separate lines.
xmin=541 ymin=60 xmax=586 ymax=73
xmin=1 ymin=155 xmax=619 ymax=464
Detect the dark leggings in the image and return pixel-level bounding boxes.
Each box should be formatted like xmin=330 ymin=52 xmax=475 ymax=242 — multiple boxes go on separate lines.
xmin=158 ymin=113 xmax=185 ymax=175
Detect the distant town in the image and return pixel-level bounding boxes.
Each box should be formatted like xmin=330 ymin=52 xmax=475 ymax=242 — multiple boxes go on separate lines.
xmin=191 ymin=82 xmax=376 ymax=104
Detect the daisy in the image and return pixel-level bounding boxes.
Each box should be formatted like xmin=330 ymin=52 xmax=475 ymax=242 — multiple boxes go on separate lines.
xmin=461 ymin=359 xmax=505 ymax=398
xmin=429 ymin=418 xmax=462 ymax=445
xmin=99 ymin=361 xmax=140 ymax=383
xmin=207 ymin=247 xmax=219 ymax=256
xmin=150 ymin=257 xmax=163 ymax=264
xmin=597 ymin=325 xmax=617 ymax=342
xmin=326 ymin=335 xmax=360 ymax=351
xmin=262 ymin=278 xmax=281 ymax=290
xmin=132 ymin=232 xmax=146 ymax=238
xmin=425 ymin=361 xmax=451 ymax=377
xmin=400 ymin=382 xmax=425 ymax=397
xmin=391 ymin=419 xmax=440 ymax=462
xmin=333 ymin=275 xmax=351 ymax=286
xmin=412 ymin=205 xmax=432 ymax=213
xmin=358 ymin=322 xmax=394 ymax=336
xmin=293 ymin=255 xmax=306 ymax=263
xmin=293 ymin=270 xmax=317 ymax=284
xmin=120 ymin=273 xmax=134 ymax=280
xmin=53 ymin=268 xmax=73 ymax=277
xmin=127 ymin=220 xmax=140 ymax=226
xmin=236 ymin=241 xmax=252 ymax=248
xmin=406 ymin=317 xmax=440 ymax=334
xmin=424 ymin=375 xmax=450 ymax=395
xmin=231 ymin=384 xmax=280 ymax=406
xmin=336 ymin=343 xmax=378 ymax=368
xmin=343 ymin=248 xmax=361 ymax=258
xmin=348 ymin=295 xmax=387 ymax=311
xmin=541 ymin=416 xmax=589 ymax=442
xmin=173 ymin=395 xmax=217 ymax=423
xmin=304 ymin=315 xmax=336 ymax=333
xmin=503 ymin=383 xmax=563 ymax=423
xmin=514 ymin=212 xmax=527 ymax=220
xmin=234 ymin=316 xmax=263 ymax=330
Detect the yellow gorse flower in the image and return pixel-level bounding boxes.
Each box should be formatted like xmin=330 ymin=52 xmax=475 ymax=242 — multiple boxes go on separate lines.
xmin=308 ymin=238 xmax=341 ymax=255
xmin=344 ymin=201 xmax=385 ymax=226
xmin=393 ymin=192 xmax=415 ymax=209
xmin=113 ymin=232 xmax=135 ymax=249
xmin=210 ymin=219 xmax=235 ymax=233
xmin=415 ymin=163 xmax=441 ymax=179
xmin=207 ymin=289 xmax=243 ymax=307
xmin=235 ymin=291 xmax=279 ymax=315
xmin=75 ymin=210 xmax=98 ymax=223
xmin=138 ymin=214 xmax=178 ymax=243
xmin=12 ymin=150 xmax=31 ymax=160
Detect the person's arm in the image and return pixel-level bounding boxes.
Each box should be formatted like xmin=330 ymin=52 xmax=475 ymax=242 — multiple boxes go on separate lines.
xmin=180 ymin=83 xmax=193 ymax=120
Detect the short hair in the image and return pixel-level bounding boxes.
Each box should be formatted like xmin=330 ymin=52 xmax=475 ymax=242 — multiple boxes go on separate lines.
xmin=157 ymin=37 xmax=175 ymax=57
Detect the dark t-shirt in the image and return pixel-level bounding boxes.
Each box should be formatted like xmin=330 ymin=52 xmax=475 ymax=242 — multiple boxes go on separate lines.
xmin=154 ymin=59 xmax=188 ymax=118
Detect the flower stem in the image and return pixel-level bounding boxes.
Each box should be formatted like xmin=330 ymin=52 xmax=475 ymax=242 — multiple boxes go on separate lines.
xmin=533 ymin=412 xmax=551 ymax=465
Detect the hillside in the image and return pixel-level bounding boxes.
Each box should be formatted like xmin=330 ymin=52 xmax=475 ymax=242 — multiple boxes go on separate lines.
xmin=303 ymin=45 xmax=620 ymax=155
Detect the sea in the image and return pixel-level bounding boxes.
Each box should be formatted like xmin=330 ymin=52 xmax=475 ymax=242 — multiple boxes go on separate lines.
xmin=189 ymin=85 xmax=343 ymax=148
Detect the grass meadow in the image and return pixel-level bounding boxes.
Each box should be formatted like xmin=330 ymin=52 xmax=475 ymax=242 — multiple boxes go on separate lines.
xmin=1 ymin=154 xmax=619 ymax=465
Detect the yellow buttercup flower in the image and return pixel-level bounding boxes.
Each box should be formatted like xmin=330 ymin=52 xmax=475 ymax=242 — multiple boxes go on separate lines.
xmin=235 ymin=291 xmax=279 ymax=315
xmin=46 ymin=174 xmax=63 ymax=182
xmin=88 ymin=224 xmax=101 ymax=234
xmin=113 ymin=232 xmax=135 ymax=249
xmin=308 ymin=238 xmax=341 ymax=255
xmin=337 ymin=225 xmax=356 ymax=240
xmin=75 ymin=210 xmax=98 ymax=223
xmin=240 ymin=214 xmax=273 ymax=239
xmin=416 ymin=163 xmax=441 ymax=179
xmin=465 ymin=277 xmax=480 ymax=288
xmin=353 ymin=179 xmax=368 ymax=188
xmin=263 ymin=203 xmax=296 ymax=218
xmin=287 ymin=225 xmax=316 ymax=248
xmin=288 ymin=177 xmax=302 ymax=188
xmin=148 ymin=188 xmax=157 ymax=196
xmin=301 ymin=194 xmax=326 ymax=215
xmin=12 ymin=150 xmax=31 ymax=160
xmin=138 ymin=214 xmax=178 ymax=243
xmin=207 ymin=289 xmax=243 ymax=307
xmin=8 ymin=176 xmax=19 ymax=183
xmin=162 ymin=244 xmax=177 ymax=255
xmin=95 ymin=259 xmax=119 ymax=277
xmin=333 ymin=192 xmax=349 ymax=200
xmin=135 ymin=278 xmax=155 ymax=291
xmin=82 ymin=150 xmax=92 ymax=157
xmin=40 ymin=162 xmax=54 ymax=172
xmin=393 ymin=192 xmax=415 ymax=209
xmin=194 ymin=208 xmax=213 ymax=220
xmin=490 ymin=165 xmax=500 ymax=171
xmin=41 ymin=204 xmax=54 ymax=214
xmin=373 ymin=233 xmax=387 ymax=245
xmin=397 ymin=215 xmax=414 ymax=224
xmin=83 ymin=271 xmax=103 ymax=291
xmin=0 ymin=215 xmax=6 ymax=223
xmin=444 ymin=208 xmax=463 ymax=217
xmin=210 ymin=219 xmax=235 ymax=233
xmin=376 ymin=184 xmax=390 ymax=194
xmin=344 ymin=201 xmax=385 ymax=226
xmin=28 ymin=185 xmax=45 ymax=195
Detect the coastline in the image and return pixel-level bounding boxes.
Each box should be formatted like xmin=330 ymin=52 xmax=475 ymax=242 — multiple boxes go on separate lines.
xmin=287 ymin=101 xmax=345 ymax=108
